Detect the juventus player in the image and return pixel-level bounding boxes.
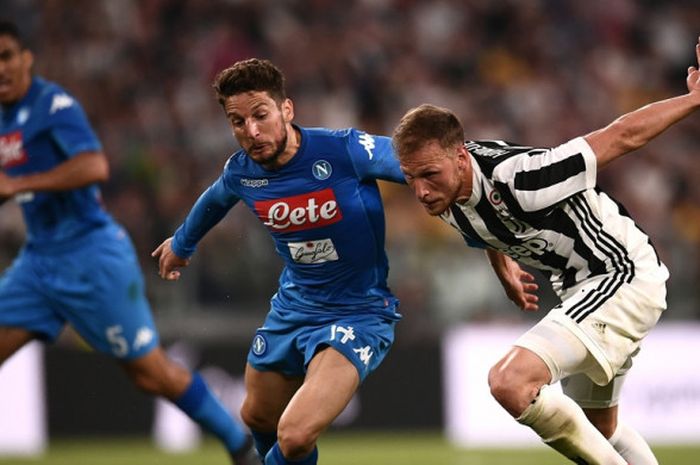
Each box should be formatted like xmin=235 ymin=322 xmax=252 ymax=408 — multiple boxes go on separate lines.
xmin=153 ymin=58 xmax=404 ymax=465
xmin=392 ymin=37 xmax=700 ymax=465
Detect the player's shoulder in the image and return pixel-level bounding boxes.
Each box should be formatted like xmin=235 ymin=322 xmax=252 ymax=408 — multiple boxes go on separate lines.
xmin=32 ymin=77 xmax=81 ymax=115
xmin=223 ymin=149 xmax=250 ymax=174
xmin=465 ymin=139 xmax=544 ymax=157
xmin=303 ymin=126 xmax=354 ymax=138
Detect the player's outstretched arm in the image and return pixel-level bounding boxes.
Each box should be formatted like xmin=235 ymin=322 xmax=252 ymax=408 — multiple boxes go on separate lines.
xmin=0 ymin=151 xmax=108 ymax=197
xmin=585 ymin=36 xmax=700 ymax=169
xmin=151 ymin=237 xmax=190 ymax=281
xmin=485 ymin=249 xmax=540 ymax=312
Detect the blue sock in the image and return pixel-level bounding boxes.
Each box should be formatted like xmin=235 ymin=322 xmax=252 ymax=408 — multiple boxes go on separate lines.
xmin=174 ymin=372 xmax=248 ymax=453
xmin=265 ymin=443 xmax=318 ymax=465
xmin=252 ymin=429 xmax=278 ymax=458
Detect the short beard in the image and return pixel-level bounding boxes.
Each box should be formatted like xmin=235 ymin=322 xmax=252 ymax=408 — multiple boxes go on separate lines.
xmin=259 ymin=125 xmax=289 ymax=170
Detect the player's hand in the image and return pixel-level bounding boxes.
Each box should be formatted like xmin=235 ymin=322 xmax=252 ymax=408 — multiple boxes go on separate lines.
xmin=501 ymin=263 xmax=540 ymax=312
xmin=687 ymin=36 xmax=700 ymax=100
xmin=151 ymin=237 xmax=190 ymax=281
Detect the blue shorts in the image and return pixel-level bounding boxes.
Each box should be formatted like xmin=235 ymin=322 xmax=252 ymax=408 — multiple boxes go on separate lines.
xmin=0 ymin=224 xmax=159 ymax=360
xmin=247 ymin=302 xmax=398 ymax=383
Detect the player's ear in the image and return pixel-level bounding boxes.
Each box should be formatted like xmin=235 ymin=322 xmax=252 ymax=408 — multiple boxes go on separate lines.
xmin=281 ymin=98 xmax=294 ymax=123
xmin=456 ymin=146 xmax=469 ymax=171
xmin=21 ymin=49 xmax=34 ymax=71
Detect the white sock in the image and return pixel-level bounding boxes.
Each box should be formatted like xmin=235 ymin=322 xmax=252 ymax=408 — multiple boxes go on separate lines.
xmin=517 ymin=385 xmax=626 ymax=465
xmin=609 ymin=422 xmax=658 ymax=465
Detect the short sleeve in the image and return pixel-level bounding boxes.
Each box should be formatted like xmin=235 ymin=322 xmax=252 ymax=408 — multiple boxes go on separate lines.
xmin=493 ymin=137 xmax=597 ymax=213
xmin=41 ymin=90 xmax=102 ymax=157
xmin=346 ymin=129 xmax=405 ymax=184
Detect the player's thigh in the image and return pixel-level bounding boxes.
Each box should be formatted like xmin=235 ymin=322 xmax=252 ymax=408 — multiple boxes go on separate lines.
xmin=279 ymin=346 xmax=359 ymax=434
xmin=0 ymin=253 xmax=64 ymax=350
xmin=540 ymin=275 xmax=664 ymax=385
xmin=54 ymin=234 xmax=159 ymax=360
xmin=515 ymin=317 xmax=596 ymax=384
xmin=491 ymin=345 xmax=553 ymax=387
xmin=562 ymin=358 xmax=630 ymax=409
xmin=242 ymin=363 xmax=304 ymax=427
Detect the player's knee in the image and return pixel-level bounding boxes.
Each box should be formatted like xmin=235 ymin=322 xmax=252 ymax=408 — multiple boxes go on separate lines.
xmin=488 ymin=364 xmax=533 ymax=416
xmin=240 ymin=397 xmax=277 ymax=431
xmin=129 ymin=370 xmax=163 ymax=396
xmin=276 ymin=421 xmax=317 ymax=460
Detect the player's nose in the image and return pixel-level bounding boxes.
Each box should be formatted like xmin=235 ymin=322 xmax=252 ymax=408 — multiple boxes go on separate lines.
xmin=413 ymin=179 xmax=429 ymax=199
xmin=244 ymin=119 xmax=260 ymax=138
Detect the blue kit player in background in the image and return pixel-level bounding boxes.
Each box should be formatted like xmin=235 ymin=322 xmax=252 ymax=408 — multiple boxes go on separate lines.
xmin=0 ymin=20 xmax=256 ymax=464
xmin=152 ymin=58 xmax=404 ymax=465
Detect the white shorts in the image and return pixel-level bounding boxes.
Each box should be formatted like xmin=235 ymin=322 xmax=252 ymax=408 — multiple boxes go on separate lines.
xmin=516 ymin=271 xmax=666 ymax=388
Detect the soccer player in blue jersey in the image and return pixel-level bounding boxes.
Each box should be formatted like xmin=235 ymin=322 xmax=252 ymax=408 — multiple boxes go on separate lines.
xmin=0 ymin=20 xmax=256 ymax=464
xmin=392 ymin=37 xmax=700 ymax=465
xmin=152 ymin=58 xmax=405 ymax=465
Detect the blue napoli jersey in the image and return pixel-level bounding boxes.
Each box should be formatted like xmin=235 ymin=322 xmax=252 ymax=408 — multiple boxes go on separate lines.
xmin=172 ymin=126 xmax=405 ymax=315
xmin=0 ymin=77 xmax=113 ymax=248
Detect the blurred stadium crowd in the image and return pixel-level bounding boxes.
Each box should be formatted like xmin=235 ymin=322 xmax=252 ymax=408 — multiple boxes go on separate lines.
xmin=2 ymin=0 xmax=700 ymax=342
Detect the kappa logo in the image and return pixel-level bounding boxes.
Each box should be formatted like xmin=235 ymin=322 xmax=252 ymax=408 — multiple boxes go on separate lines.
xmin=133 ymin=327 xmax=155 ymax=352
xmin=358 ymin=133 xmax=376 ymax=160
xmin=241 ymin=178 xmax=269 ymax=188
xmin=312 ymin=160 xmax=332 ymax=180
xmin=254 ymin=188 xmax=343 ymax=232
xmin=252 ymin=334 xmax=267 ymax=356
xmin=49 ymin=93 xmax=74 ymax=114
xmin=0 ymin=132 xmax=28 ymax=169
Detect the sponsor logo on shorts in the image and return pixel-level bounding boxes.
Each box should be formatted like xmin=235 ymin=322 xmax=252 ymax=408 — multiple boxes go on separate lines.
xmin=252 ymin=334 xmax=267 ymax=356
xmin=0 ymin=132 xmax=28 ymax=169
xmin=312 ymin=160 xmax=332 ymax=180
xmin=288 ymin=238 xmax=339 ymax=264
xmin=254 ymin=188 xmax=342 ymax=232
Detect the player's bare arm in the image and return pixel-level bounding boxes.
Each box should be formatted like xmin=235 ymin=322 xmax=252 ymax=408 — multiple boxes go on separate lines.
xmin=151 ymin=237 xmax=190 ymax=281
xmin=485 ymin=248 xmax=539 ymax=312
xmin=0 ymin=151 xmax=108 ymax=197
xmin=585 ymin=35 xmax=700 ymax=169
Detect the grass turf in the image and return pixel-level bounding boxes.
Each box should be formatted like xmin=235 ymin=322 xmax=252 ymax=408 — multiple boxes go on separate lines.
xmin=0 ymin=432 xmax=698 ymax=464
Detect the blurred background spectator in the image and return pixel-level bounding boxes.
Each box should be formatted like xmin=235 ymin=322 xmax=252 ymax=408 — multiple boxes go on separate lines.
xmin=3 ymin=0 xmax=700 ymax=346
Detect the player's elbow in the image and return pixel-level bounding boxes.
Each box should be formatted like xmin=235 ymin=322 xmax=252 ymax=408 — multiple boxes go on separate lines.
xmin=605 ymin=119 xmax=647 ymax=158
xmin=92 ymin=153 xmax=110 ymax=182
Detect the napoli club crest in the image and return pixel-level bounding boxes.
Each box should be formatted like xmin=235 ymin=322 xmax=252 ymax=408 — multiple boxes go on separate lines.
xmin=252 ymin=334 xmax=267 ymax=356
xmin=312 ymin=160 xmax=332 ymax=180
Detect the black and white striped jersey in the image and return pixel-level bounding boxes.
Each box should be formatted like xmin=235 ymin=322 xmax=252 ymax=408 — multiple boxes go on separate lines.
xmin=441 ymin=137 xmax=668 ymax=297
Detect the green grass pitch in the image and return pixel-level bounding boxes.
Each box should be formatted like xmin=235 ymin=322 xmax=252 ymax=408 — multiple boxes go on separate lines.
xmin=0 ymin=432 xmax=697 ymax=464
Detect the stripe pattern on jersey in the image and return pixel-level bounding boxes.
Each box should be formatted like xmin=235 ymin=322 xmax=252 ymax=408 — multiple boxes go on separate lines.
xmin=443 ymin=140 xmax=650 ymax=323
xmin=564 ymin=196 xmax=635 ymax=322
